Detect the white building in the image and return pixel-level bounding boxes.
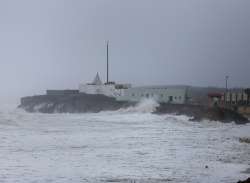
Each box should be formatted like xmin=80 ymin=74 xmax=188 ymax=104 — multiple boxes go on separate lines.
xmin=116 ymin=86 xmax=188 ymax=104
xmin=79 ymin=73 xmax=131 ymax=97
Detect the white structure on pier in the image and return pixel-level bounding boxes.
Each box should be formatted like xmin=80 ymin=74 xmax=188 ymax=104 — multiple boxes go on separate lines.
xmin=79 ymin=73 xmax=131 ymax=97
xmin=79 ymin=74 xmax=187 ymax=104
xmin=79 ymin=42 xmax=131 ymax=97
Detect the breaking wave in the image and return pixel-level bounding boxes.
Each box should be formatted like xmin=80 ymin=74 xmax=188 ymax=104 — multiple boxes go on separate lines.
xmin=0 ymin=102 xmax=250 ymax=183
xmin=117 ymin=98 xmax=160 ymax=113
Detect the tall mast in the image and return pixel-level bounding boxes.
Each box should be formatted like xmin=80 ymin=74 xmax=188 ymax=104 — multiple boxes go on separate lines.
xmin=106 ymin=40 xmax=109 ymax=84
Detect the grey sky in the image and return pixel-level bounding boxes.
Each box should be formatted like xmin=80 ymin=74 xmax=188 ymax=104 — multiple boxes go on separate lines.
xmin=0 ymin=0 xmax=250 ymax=101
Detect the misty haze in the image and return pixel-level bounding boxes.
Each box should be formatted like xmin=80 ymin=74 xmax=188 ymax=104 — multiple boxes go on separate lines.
xmin=0 ymin=1 xmax=250 ymax=183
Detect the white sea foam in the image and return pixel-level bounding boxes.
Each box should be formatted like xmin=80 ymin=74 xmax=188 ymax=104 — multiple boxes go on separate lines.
xmin=117 ymin=98 xmax=160 ymax=113
xmin=0 ymin=104 xmax=250 ymax=183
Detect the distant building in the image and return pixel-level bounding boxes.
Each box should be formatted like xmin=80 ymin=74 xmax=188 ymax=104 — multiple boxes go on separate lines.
xmin=207 ymin=89 xmax=250 ymax=107
xmin=117 ymin=86 xmax=188 ymax=104
xmin=206 ymin=89 xmax=250 ymax=117
xmin=222 ymin=90 xmax=249 ymax=105
xmin=221 ymin=89 xmax=250 ymax=117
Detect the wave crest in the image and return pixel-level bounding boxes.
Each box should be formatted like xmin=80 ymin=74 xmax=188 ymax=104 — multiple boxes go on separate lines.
xmin=118 ymin=98 xmax=160 ymax=113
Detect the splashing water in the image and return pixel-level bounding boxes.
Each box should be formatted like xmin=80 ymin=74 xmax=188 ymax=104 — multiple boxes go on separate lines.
xmin=117 ymin=98 xmax=160 ymax=113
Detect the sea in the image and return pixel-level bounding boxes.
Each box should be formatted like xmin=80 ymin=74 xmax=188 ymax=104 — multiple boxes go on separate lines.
xmin=0 ymin=100 xmax=249 ymax=183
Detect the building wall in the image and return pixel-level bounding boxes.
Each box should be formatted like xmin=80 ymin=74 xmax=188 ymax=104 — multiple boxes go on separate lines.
xmin=243 ymin=93 xmax=248 ymax=101
xmin=79 ymin=84 xmax=126 ymax=97
xmin=117 ymin=87 xmax=187 ymax=104
xmin=222 ymin=91 xmax=249 ymax=105
xmin=237 ymin=93 xmax=243 ymax=101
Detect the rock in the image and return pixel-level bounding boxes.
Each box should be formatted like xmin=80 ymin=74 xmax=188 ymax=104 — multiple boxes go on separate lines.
xmin=154 ymin=104 xmax=249 ymax=124
xmin=239 ymin=138 xmax=250 ymax=144
xmin=237 ymin=177 xmax=250 ymax=183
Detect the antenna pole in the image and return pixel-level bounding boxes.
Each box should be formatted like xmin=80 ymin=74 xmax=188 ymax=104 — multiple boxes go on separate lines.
xmin=106 ymin=41 xmax=109 ymax=84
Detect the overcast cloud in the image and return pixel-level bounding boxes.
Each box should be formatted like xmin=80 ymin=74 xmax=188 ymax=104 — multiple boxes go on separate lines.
xmin=0 ymin=0 xmax=250 ymax=102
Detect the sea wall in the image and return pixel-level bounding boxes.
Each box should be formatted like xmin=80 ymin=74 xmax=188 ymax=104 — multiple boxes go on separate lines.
xmin=19 ymin=94 xmax=249 ymax=124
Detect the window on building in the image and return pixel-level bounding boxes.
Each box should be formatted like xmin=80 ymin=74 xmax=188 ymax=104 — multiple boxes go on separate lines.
xmin=169 ymin=96 xmax=173 ymax=102
xmin=146 ymin=93 xmax=149 ymax=98
xmin=131 ymin=93 xmax=135 ymax=97
xmin=160 ymin=94 xmax=163 ymax=98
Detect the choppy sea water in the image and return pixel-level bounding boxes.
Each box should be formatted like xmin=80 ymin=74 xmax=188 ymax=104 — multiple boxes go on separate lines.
xmin=0 ymin=101 xmax=250 ymax=183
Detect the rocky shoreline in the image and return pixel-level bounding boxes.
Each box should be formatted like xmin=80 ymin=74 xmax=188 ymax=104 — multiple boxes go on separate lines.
xmin=19 ymin=94 xmax=249 ymax=124
xmin=238 ymin=177 xmax=250 ymax=183
xmin=155 ymin=103 xmax=249 ymax=124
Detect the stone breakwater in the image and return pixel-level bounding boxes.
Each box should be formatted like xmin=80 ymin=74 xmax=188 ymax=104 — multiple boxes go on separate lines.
xmin=19 ymin=94 xmax=249 ymax=124
xmin=237 ymin=177 xmax=250 ymax=183
xmin=19 ymin=94 xmax=135 ymax=113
